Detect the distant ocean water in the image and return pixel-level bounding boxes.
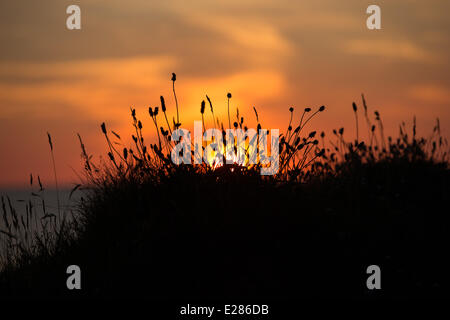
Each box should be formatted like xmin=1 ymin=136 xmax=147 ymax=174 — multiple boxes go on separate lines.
xmin=0 ymin=188 xmax=83 ymax=259
xmin=0 ymin=188 xmax=81 ymax=220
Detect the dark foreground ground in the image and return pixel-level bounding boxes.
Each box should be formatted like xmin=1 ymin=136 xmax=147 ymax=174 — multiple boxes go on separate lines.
xmin=0 ymin=159 xmax=449 ymax=300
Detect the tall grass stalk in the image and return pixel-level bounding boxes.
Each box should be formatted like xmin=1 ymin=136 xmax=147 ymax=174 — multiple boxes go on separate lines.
xmin=47 ymin=132 xmax=61 ymax=225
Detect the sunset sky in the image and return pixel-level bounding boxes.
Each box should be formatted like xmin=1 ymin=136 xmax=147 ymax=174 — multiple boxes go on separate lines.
xmin=1 ymin=0 xmax=449 ymax=187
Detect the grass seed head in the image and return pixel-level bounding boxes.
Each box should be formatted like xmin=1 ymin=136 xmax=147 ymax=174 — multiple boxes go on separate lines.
xmin=160 ymin=96 xmax=166 ymax=112
xmin=201 ymin=100 xmax=205 ymax=114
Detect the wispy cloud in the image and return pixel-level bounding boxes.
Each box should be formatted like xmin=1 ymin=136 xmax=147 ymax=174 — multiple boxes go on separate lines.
xmin=407 ymin=84 xmax=450 ymax=104
xmin=343 ymin=39 xmax=436 ymax=62
xmin=0 ymin=56 xmax=176 ymax=119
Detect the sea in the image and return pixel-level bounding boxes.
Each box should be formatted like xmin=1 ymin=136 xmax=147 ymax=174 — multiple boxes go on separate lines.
xmin=0 ymin=188 xmax=83 ymax=261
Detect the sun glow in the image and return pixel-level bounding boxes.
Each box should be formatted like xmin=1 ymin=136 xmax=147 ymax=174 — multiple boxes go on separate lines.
xmin=204 ymin=139 xmax=257 ymax=170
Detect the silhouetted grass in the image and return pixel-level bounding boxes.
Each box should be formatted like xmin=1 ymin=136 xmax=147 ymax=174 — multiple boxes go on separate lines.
xmin=0 ymin=74 xmax=449 ymax=299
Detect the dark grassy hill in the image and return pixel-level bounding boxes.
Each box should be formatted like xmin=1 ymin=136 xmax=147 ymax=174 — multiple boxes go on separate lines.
xmin=1 ymin=80 xmax=449 ymax=299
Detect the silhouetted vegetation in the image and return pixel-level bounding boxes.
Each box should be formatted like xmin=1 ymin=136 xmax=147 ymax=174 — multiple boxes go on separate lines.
xmin=1 ymin=74 xmax=449 ymax=299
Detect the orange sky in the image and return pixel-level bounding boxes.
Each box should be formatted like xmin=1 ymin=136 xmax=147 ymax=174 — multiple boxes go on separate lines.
xmin=1 ymin=0 xmax=449 ymax=188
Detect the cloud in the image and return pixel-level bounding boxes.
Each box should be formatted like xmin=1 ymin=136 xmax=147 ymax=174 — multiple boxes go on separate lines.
xmin=0 ymin=56 xmax=177 ymax=120
xmin=407 ymin=84 xmax=450 ymax=104
xmin=343 ymin=39 xmax=436 ymax=62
